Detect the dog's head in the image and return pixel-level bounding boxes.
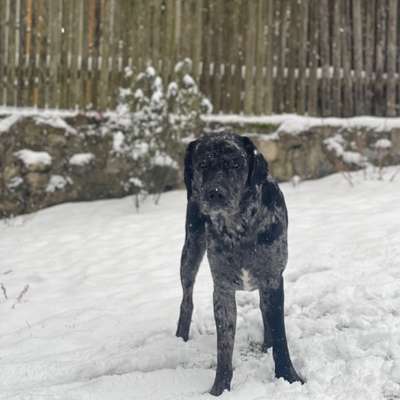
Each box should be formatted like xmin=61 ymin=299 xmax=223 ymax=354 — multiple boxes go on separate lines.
xmin=184 ymin=133 xmax=268 ymax=215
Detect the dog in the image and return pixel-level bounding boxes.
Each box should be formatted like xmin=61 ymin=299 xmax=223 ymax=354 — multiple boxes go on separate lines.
xmin=176 ymin=132 xmax=303 ymax=396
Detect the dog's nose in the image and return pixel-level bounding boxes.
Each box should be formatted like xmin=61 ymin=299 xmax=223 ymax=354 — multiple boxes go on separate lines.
xmin=206 ymin=188 xmax=225 ymax=203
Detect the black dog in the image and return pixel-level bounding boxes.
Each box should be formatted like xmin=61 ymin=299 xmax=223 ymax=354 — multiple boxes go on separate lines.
xmin=176 ymin=132 xmax=303 ymax=396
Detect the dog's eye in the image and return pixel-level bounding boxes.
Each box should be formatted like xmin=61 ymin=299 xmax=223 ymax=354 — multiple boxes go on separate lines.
xmin=199 ymin=160 xmax=207 ymax=169
xmin=232 ymin=159 xmax=240 ymax=168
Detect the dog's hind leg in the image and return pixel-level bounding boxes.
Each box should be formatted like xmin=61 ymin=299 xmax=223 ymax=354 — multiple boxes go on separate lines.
xmin=259 ymin=277 xmax=304 ymax=384
xmin=176 ymin=202 xmax=206 ymax=342
xmin=210 ymin=287 xmax=236 ymax=396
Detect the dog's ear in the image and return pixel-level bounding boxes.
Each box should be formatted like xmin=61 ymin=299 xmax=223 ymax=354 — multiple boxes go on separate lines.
xmin=240 ymin=136 xmax=269 ymax=186
xmin=184 ymin=140 xmax=198 ymax=199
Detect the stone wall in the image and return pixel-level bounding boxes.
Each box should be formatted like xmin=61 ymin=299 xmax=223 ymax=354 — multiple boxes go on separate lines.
xmin=206 ymin=116 xmax=400 ymax=181
xmin=252 ymin=125 xmax=400 ymax=182
xmin=1 ymin=112 xmax=399 ymax=217
xmin=0 ymin=113 xmax=178 ymax=217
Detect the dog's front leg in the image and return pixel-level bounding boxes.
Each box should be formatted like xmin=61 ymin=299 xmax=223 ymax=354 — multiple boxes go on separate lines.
xmin=176 ymin=202 xmax=206 ymax=341
xmin=260 ymin=277 xmax=304 ymax=384
xmin=210 ymin=287 xmax=236 ymax=396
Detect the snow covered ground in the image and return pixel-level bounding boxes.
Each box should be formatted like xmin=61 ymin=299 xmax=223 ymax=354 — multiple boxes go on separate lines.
xmin=1 ymin=169 xmax=400 ymax=400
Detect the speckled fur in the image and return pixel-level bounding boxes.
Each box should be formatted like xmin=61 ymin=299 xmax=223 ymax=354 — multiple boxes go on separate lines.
xmin=176 ymin=133 xmax=303 ymax=396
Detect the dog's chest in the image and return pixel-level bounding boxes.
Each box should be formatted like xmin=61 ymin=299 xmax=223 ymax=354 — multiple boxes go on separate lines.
xmin=206 ymin=225 xmax=262 ymax=291
xmin=205 ymin=214 xmax=285 ymax=291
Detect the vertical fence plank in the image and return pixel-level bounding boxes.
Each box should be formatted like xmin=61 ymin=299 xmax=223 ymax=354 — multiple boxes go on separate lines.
xmin=220 ymin=0 xmax=234 ymax=113
xmin=386 ymin=0 xmax=398 ymax=116
xmin=86 ymin=0 xmax=96 ymax=109
xmin=35 ymin=0 xmax=46 ymax=108
xmin=264 ymin=0 xmax=274 ymax=115
xmin=307 ymin=0 xmax=319 ymax=116
xmin=352 ymin=0 xmax=364 ymax=115
xmin=254 ymin=0 xmax=266 ymax=114
xmin=319 ymin=0 xmax=330 ymax=116
xmin=243 ymin=0 xmax=257 ymax=114
xmin=296 ymin=0 xmax=308 ymax=115
xmin=14 ymin=0 xmax=22 ymax=106
xmin=375 ymin=0 xmax=387 ymax=116
xmin=0 ymin=0 xmax=5 ymax=105
xmin=7 ymin=0 xmax=17 ymax=106
xmin=68 ymin=0 xmax=79 ymax=109
xmin=192 ymin=0 xmax=203 ymax=81
xmin=211 ymin=0 xmax=224 ymax=113
xmin=365 ymin=0 xmax=376 ymax=115
xmin=98 ymin=0 xmax=110 ymax=110
xmin=162 ymin=0 xmax=176 ymax=82
xmin=276 ymin=0 xmax=289 ymax=113
xmin=16 ymin=0 xmax=26 ymax=107
xmin=58 ymin=0 xmax=69 ymax=109
xmin=200 ymin=0 xmax=211 ymax=107
xmin=286 ymin=1 xmax=298 ymax=113
xmin=342 ymin=0 xmax=353 ymax=117
xmin=152 ymin=0 xmax=161 ymax=67
xmin=27 ymin=0 xmax=37 ymax=107
xmin=230 ymin=0 xmax=243 ymax=114
xmin=332 ymin=0 xmax=342 ymax=116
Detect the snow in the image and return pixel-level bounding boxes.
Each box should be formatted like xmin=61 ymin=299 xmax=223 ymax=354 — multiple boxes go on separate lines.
xmin=14 ymin=149 xmax=52 ymax=167
xmin=203 ymin=114 xmax=400 ymax=135
xmin=124 ymin=66 xmax=133 ymax=78
xmin=183 ymin=74 xmax=195 ymax=87
xmin=375 ymin=139 xmax=392 ymax=149
xmin=167 ymin=82 xmax=178 ymax=98
xmin=129 ymin=177 xmax=143 ymax=188
xmin=146 ymin=66 xmax=156 ymax=77
xmin=34 ymin=115 xmax=77 ymax=135
xmin=342 ymin=151 xmax=365 ymax=165
xmin=112 ymin=131 xmax=126 ymax=153
xmin=46 ymin=175 xmax=71 ymax=193
xmin=3 ymin=108 xmax=399 ymax=140
xmin=152 ymin=151 xmax=179 ymax=168
xmin=6 ymin=176 xmax=23 ymax=190
xmin=134 ymin=88 xmax=144 ymax=99
xmin=1 ymin=168 xmax=399 ymax=399
xmin=324 ymin=135 xmax=366 ymax=166
xmin=0 ymin=114 xmax=21 ymax=134
xmin=69 ymin=153 xmax=95 ymax=166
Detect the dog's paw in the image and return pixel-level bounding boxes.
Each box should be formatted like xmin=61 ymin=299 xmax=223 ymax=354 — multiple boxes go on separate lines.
xmin=276 ymin=367 xmax=305 ymax=385
xmin=175 ymin=318 xmax=191 ymax=342
xmin=175 ymin=329 xmax=189 ymax=342
xmin=209 ymin=380 xmax=230 ymax=396
xmin=261 ymin=341 xmax=272 ymax=353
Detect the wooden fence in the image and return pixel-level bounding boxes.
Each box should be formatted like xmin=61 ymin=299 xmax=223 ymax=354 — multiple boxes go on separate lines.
xmin=0 ymin=0 xmax=400 ymax=116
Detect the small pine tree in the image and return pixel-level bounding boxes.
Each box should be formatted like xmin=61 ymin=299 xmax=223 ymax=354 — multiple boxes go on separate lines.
xmin=114 ymin=59 xmax=212 ymax=206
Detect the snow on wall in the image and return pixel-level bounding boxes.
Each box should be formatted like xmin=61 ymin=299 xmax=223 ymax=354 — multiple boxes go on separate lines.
xmin=46 ymin=175 xmax=71 ymax=193
xmin=69 ymin=153 xmax=95 ymax=166
xmin=3 ymin=106 xmax=400 ymax=137
xmin=14 ymin=149 xmax=52 ymax=167
xmin=0 ymin=114 xmax=22 ymax=134
xmin=374 ymin=138 xmax=392 ymax=149
xmin=35 ymin=115 xmax=77 ymax=135
xmin=203 ymin=113 xmax=400 ymax=135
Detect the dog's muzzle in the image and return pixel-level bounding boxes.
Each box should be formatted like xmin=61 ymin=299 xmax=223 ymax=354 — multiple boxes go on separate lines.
xmin=205 ymin=187 xmax=227 ymax=208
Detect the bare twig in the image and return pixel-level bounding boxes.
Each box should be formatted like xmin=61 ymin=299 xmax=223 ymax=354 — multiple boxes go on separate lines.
xmin=390 ymin=167 xmax=400 ymax=182
xmin=0 ymin=283 xmax=8 ymax=300
xmin=341 ymin=171 xmax=354 ymax=187
xmin=12 ymin=284 xmax=30 ymax=308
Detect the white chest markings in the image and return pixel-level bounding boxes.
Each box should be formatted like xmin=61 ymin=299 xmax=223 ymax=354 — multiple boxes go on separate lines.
xmin=241 ymin=269 xmax=255 ymax=291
